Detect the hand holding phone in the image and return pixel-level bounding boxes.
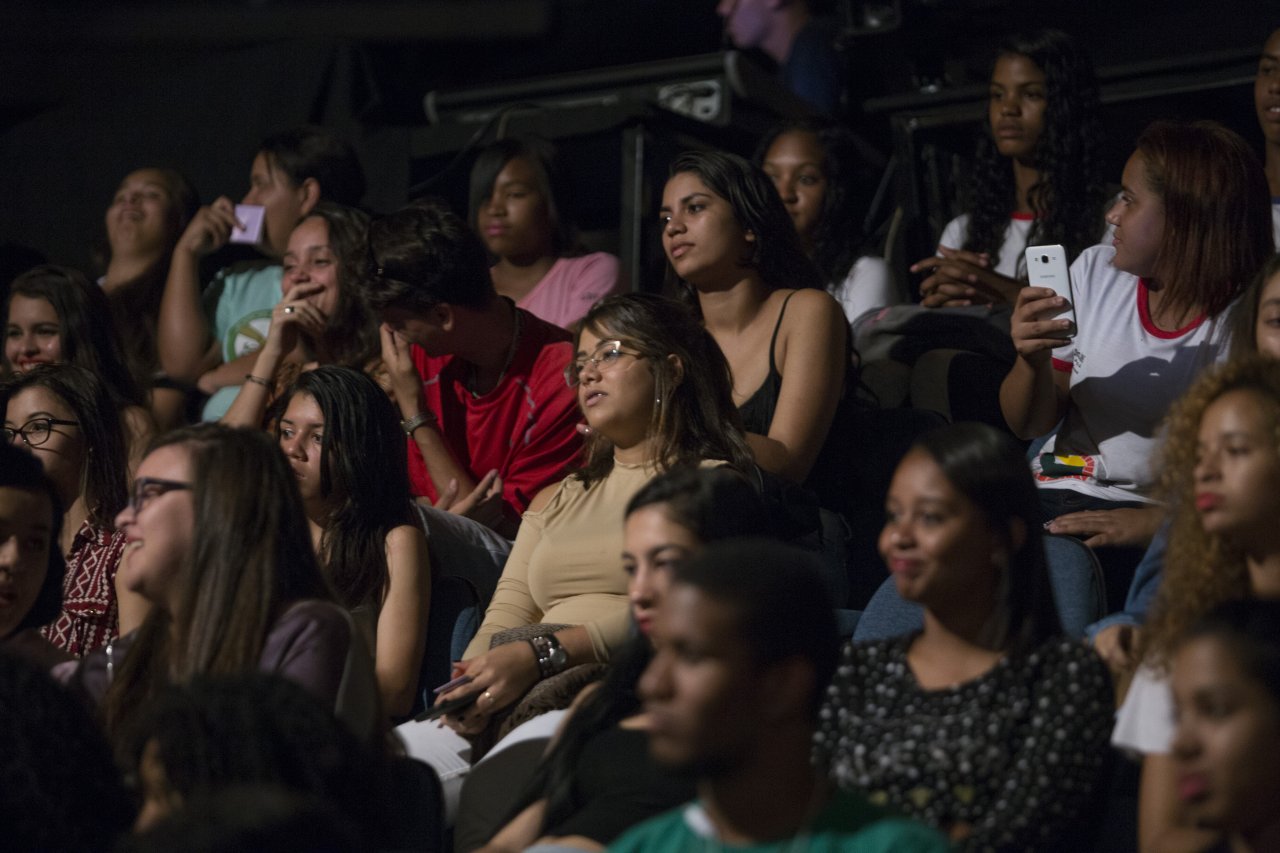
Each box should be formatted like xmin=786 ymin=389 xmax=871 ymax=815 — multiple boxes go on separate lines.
xmin=230 ymin=203 xmax=265 ymax=245
xmin=1025 ymin=244 xmax=1076 ymax=339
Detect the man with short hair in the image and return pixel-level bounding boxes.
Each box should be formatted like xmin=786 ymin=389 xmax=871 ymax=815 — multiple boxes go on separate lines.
xmin=611 ymin=539 xmax=947 ymax=852
xmin=363 ymin=201 xmax=582 ymax=536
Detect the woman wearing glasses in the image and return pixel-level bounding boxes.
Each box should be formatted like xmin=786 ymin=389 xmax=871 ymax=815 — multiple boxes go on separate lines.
xmin=58 ymin=423 xmax=378 ymax=740
xmin=2 ymin=364 xmax=136 ymax=657
xmin=403 ymin=293 xmax=752 ymax=817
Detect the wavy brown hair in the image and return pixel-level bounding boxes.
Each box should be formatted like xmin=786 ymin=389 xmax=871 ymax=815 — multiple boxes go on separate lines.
xmin=1139 ymin=356 xmax=1280 ymax=672
xmin=103 ymin=424 xmax=332 ymax=734
xmin=573 ymin=293 xmax=753 ymax=487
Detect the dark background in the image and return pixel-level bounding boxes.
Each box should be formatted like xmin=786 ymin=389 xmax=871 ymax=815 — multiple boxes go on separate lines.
xmin=2 ymin=0 xmax=1275 ymax=286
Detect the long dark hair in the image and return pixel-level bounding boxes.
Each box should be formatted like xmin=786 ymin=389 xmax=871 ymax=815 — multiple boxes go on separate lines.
xmin=0 ymin=364 xmax=130 ymax=526
xmin=104 ymin=424 xmax=331 ymax=734
xmin=293 ymin=204 xmax=379 ymax=373
xmin=573 ymin=293 xmax=753 ymax=487
xmin=910 ymin=422 xmax=1061 ymax=653
xmin=282 ymin=366 xmax=412 ymax=608
xmin=5 ymin=265 xmax=146 ymax=407
xmin=664 ymin=150 xmax=825 ymax=304
xmin=963 ymin=29 xmax=1106 ymax=271
xmin=513 ymin=466 xmax=771 ymax=835
xmin=753 ymin=119 xmax=880 ymax=284
xmin=0 ymin=443 xmax=65 ymax=637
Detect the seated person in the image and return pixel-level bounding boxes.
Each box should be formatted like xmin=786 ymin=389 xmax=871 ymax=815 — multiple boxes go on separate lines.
xmin=612 ymin=538 xmax=949 ymax=852
xmin=396 ymin=292 xmax=753 ymax=821
xmin=472 ymin=467 xmax=768 ymax=852
xmin=1169 ymin=600 xmax=1280 ymax=853
xmin=470 ymin=136 xmax=623 ymax=330
xmin=363 ymin=201 xmax=584 ymax=537
xmin=3 ymin=366 xmax=137 ymax=657
xmin=1001 ymin=120 xmax=1273 ymax=603
xmin=59 ymin=424 xmax=378 ymax=742
xmin=1111 ymin=357 xmax=1280 ymax=852
xmin=220 ymin=202 xmax=381 ymax=426
xmin=814 ymin=423 xmax=1113 ymax=850
xmin=1257 ymin=27 xmax=1280 ymax=245
xmin=96 ymin=166 xmax=199 ymax=431
xmin=756 ymin=118 xmax=900 ymax=324
xmin=157 ymin=126 xmax=364 ymax=420
xmin=911 ymin=30 xmax=1107 ymax=307
xmin=5 ymin=265 xmax=155 ymax=471
xmin=0 ymin=442 xmax=70 ymax=668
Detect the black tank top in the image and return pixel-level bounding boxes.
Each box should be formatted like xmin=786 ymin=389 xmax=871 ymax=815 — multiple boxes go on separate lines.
xmin=736 ymin=290 xmax=797 ymax=435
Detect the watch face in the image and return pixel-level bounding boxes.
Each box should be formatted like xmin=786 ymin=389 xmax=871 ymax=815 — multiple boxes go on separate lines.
xmin=550 ymin=647 xmax=568 ymax=668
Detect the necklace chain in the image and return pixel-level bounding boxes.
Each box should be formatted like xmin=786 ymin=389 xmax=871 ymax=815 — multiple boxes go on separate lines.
xmin=468 ymin=301 xmax=522 ymax=399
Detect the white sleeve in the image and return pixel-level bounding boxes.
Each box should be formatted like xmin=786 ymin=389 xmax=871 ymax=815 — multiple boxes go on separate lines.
xmin=936 ymin=214 xmax=970 ymax=253
xmin=834 ymin=256 xmax=899 ymax=325
xmin=1111 ymin=665 xmax=1175 ymax=755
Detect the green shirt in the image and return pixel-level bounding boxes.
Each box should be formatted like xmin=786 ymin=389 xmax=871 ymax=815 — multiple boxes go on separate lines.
xmin=607 ymin=788 xmax=949 ymax=853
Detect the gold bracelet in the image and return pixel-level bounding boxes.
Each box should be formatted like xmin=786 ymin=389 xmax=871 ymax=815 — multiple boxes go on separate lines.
xmin=244 ymin=374 xmax=272 ymax=389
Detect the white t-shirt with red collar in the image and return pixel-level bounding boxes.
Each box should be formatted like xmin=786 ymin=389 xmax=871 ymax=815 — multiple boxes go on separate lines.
xmin=1032 ymin=245 xmax=1234 ymax=504
xmin=938 ymin=212 xmax=1035 ymax=279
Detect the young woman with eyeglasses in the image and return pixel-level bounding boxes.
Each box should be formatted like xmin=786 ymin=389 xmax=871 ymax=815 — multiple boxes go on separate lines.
xmin=57 ymin=423 xmax=379 ymax=741
xmin=399 ymin=292 xmax=753 ymax=820
xmin=4 ymin=265 xmax=156 ymax=472
xmin=2 ymin=364 xmax=137 ymax=658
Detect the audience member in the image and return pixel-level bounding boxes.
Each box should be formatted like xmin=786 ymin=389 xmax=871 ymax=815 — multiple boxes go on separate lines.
xmin=118 ymin=675 xmax=386 ymax=837
xmin=814 ymin=422 xmax=1113 ymax=850
xmin=716 ymin=0 xmax=844 ymax=114
xmin=1169 ymin=600 xmax=1280 ymax=853
xmin=612 ymin=538 xmax=948 ymax=851
xmin=96 ymin=167 xmax=200 ymax=430
xmin=470 ymin=136 xmax=623 ymax=330
xmin=0 ymin=442 xmax=68 ymax=668
xmin=756 ymin=118 xmax=900 ymax=323
xmin=4 ymin=264 xmax=156 ymax=470
xmin=1110 ymin=357 xmax=1280 ymax=852
xmin=1001 ymin=120 xmax=1274 ymax=604
xmin=158 ymin=126 xmax=365 ymax=420
xmin=661 ymin=150 xmax=847 ymax=500
xmin=221 ymin=202 xmax=379 ymax=427
xmin=912 ymin=29 xmax=1106 ymax=306
xmin=473 ymin=467 xmax=767 ymax=851
xmin=1090 ymin=255 xmax=1280 ymax=671
xmin=58 ymin=424 xmax=379 ymax=741
xmin=0 ymin=653 xmax=135 ymax=852
xmin=1258 ymin=27 xmax=1280 ymax=245
xmin=364 ymin=201 xmax=583 ymax=536
xmin=3 ymin=365 xmax=137 ymax=657
xmin=398 ymin=292 xmax=753 ymax=821
xmin=275 ymin=366 xmax=430 ymax=720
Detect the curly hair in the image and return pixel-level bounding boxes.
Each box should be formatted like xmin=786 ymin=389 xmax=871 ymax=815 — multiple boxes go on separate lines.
xmin=573 ymin=293 xmax=753 ymax=486
xmin=753 ymin=119 xmax=880 ymax=284
xmin=1139 ymin=356 xmax=1280 ymax=672
xmin=962 ymin=29 xmax=1106 ymax=274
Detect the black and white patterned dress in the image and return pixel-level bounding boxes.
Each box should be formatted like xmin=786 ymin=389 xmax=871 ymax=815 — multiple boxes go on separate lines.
xmin=813 ymin=634 xmax=1113 ymax=852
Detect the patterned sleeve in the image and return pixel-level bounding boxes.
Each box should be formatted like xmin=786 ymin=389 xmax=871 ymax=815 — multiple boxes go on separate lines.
xmin=962 ymin=640 xmax=1114 ymax=851
xmin=812 ymin=639 xmax=863 ymax=777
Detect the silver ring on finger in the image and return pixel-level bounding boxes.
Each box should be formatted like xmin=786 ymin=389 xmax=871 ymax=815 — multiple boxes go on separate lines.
xmin=481 ymin=689 xmax=493 ymax=707
xmin=284 ymin=305 xmax=295 ymax=314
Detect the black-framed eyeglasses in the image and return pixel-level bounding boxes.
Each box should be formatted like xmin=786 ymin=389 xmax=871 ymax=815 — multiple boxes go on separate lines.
xmin=129 ymin=478 xmax=193 ymax=513
xmin=3 ymin=418 xmax=80 ymax=448
xmin=563 ymin=339 xmax=643 ymax=388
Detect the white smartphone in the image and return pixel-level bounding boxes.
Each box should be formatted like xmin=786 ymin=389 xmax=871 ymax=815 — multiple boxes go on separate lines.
xmin=230 ymin=203 xmax=265 ymax=245
xmin=1025 ymin=244 xmax=1076 ymax=339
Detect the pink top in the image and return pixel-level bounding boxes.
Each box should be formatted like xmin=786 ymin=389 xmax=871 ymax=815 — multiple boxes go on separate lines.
xmin=515 ymin=253 xmax=623 ymax=330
